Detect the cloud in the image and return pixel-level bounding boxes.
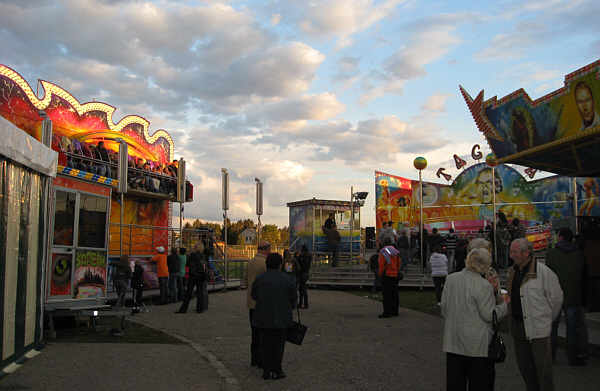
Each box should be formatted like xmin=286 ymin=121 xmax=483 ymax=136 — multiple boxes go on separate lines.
xmin=357 ymin=12 xmax=471 ymax=105
xmin=421 ymin=91 xmax=453 ymax=112
xmin=298 ymin=0 xmax=404 ymax=48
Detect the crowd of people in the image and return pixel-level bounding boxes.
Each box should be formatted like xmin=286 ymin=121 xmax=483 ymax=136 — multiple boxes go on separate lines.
xmin=109 ymin=237 xmax=216 ymax=313
xmin=108 ymin=222 xmax=589 ymax=390
xmin=55 ymin=135 xmax=181 ymax=197
xmin=372 ymin=218 xmax=590 ymax=390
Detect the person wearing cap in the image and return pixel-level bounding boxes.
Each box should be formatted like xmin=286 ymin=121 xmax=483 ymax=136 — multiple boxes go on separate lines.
xmin=151 ymin=246 xmax=169 ymax=304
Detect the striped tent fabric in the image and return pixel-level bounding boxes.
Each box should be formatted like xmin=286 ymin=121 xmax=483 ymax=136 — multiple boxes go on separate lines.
xmin=0 ymin=158 xmax=47 ymax=376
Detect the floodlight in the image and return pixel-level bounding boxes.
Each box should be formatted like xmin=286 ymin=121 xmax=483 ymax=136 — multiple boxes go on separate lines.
xmin=355 ymin=191 xmax=369 ymax=200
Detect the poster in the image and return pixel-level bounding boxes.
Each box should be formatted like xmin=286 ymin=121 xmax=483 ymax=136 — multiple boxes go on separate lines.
xmin=74 ymin=250 xmax=107 ymax=298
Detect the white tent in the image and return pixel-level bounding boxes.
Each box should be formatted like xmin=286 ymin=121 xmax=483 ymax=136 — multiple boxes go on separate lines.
xmin=0 ymin=116 xmax=56 ymax=376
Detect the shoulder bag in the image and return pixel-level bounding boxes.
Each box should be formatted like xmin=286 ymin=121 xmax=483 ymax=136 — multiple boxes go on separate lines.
xmin=488 ymin=309 xmax=506 ymax=363
xmin=287 ymin=308 xmax=308 ymax=346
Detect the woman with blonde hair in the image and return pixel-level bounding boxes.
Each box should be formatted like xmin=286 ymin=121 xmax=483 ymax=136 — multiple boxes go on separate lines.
xmin=441 ymin=248 xmax=509 ymax=390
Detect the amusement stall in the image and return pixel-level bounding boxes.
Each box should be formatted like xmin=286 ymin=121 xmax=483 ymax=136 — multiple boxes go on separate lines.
xmin=461 ymin=59 xmax=600 ymax=309
xmin=287 ymin=198 xmax=362 ymax=255
xmin=0 ymin=64 xmax=193 ymax=338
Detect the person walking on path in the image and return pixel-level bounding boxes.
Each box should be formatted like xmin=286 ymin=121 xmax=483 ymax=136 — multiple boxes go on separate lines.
xmin=546 ymin=227 xmax=588 ymax=366
xmin=430 ymin=244 xmax=448 ymax=306
xmin=175 ymin=241 xmax=209 ymax=314
xmin=441 ymin=248 xmax=509 ymax=390
xmin=242 ymin=241 xmax=270 ymax=367
xmin=150 ymin=246 xmax=169 ymax=305
xmin=251 ymin=252 xmax=297 ymax=380
xmin=378 ymin=237 xmax=401 ymax=318
xmin=297 ymin=244 xmax=312 ymax=308
xmin=507 ymin=238 xmax=563 ymax=391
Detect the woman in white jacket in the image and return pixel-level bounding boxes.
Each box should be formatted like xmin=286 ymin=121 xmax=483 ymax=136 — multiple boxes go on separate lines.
xmin=441 ymin=248 xmax=510 ymax=390
xmin=430 ymin=244 xmax=448 ymax=306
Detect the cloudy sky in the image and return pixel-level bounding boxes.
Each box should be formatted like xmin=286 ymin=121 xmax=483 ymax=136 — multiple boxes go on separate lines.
xmin=1 ymin=0 xmax=599 ymax=227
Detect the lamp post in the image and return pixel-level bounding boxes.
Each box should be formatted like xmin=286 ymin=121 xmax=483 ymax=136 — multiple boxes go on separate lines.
xmin=177 ymin=157 xmax=186 ymax=251
xmin=350 ymin=189 xmax=368 ymax=270
xmin=486 ymin=153 xmax=498 ymax=266
xmin=414 ymin=157 xmax=427 ymax=273
xmin=350 ymin=186 xmax=354 ymax=269
xmin=255 ymin=178 xmax=263 ymax=243
xmin=115 ymin=137 xmax=128 ymax=257
xmin=222 ymin=168 xmax=229 ymax=289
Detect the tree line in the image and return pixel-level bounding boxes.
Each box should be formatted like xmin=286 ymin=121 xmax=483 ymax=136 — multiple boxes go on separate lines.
xmin=183 ymin=218 xmax=290 ymax=246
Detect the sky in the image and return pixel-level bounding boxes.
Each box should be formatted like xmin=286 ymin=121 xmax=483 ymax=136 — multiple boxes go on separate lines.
xmin=1 ymin=0 xmax=599 ymax=228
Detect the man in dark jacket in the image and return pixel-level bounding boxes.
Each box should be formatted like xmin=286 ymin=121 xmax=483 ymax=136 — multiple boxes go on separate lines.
xmin=444 ymin=228 xmax=457 ymax=273
xmin=546 ymin=227 xmax=588 ymax=365
xmin=251 ymin=252 xmax=297 ymax=380
xmin=167 ymin=247 xmax=181 ymax=303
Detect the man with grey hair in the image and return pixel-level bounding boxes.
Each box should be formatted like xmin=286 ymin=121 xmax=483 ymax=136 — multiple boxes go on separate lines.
xmin=507 ymin=238 xmax=563 ymax=391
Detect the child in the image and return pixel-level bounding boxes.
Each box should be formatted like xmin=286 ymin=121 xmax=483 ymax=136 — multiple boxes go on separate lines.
xmin=131 ymin=260 xmax=144 ymax=308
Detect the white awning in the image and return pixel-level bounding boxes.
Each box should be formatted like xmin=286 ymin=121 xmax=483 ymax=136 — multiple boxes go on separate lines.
xmin=0 ymin=116 xmax=57 ymax=177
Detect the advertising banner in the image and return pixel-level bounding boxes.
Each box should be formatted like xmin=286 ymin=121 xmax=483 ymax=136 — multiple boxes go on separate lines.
xmin=74 ymin=250 xmax=107 ymax=298
xmin=376 ymin=164 xmax=580 ymax=232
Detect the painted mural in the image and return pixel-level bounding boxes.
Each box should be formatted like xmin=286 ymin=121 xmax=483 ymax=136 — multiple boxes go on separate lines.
xmin=0 ymin=64 xmax=174 ymax=165
xmin=376 ymin=164 xmax=596 ymax=232
xmin=461 ymin=60 xmax=600 ymax=161
xmin=0 ymin=64 xmax=174 ymax=253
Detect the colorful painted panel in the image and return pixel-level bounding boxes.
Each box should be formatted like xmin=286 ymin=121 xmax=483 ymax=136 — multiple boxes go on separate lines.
xmin=376 ymin=163 xmax=580 ymax=232
xmin=375 ymin=171 xmax=413 ymax=230
xmin=461 ymin=60 xmax=600 ymax=177
xmin=74 ymin=250 xmax=107 ymax=298
xmin=0 ymin=64 xmax=173 ymax=166
xmin=109 ymin=197 xmax=170 ymax=254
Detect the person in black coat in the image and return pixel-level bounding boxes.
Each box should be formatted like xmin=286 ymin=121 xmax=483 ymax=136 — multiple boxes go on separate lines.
xmin=251 ymin=252 xmax=297 ymax=380
xmin=175 ymin=241 xmax=208 ymax=314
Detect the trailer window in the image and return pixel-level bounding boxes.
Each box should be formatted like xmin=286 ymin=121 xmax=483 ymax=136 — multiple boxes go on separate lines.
xmin=53 ymin=190 xmax=75 ymax=246
xmin=78 ymin=194 xmax=108 ymax=248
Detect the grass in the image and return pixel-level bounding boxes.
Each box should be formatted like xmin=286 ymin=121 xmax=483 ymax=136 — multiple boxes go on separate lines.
xmin=48 ymin=314 xmax=183 ymax=344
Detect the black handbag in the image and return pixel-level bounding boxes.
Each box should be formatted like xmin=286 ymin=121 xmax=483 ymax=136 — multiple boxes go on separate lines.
xmin=287 ymin=308 xmax=308 ymax=345
xmin=488 ymin=309 xmax=506 ymax=363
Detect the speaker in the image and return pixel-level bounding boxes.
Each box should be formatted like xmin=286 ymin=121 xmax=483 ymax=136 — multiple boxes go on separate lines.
xmin=365 ymin=227 xmax=375 ymax=249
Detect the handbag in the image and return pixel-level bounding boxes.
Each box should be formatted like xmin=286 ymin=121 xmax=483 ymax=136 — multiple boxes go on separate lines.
xmin=488 ymin=309 xmax=506 ymax=363
xmin=287 ymin=308 xmax=308 ymax=345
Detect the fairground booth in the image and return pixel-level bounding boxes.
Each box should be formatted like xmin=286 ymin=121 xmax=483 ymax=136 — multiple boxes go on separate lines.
xmin=373 ymin=59 xmax=600 ymax=310
xmin=287 ymin=198 xmax=364 ymax=259
xmin=460 ymin=59 xmax=600 ymax=309
xmin=0 ymin=63 xmax=193 ymax=364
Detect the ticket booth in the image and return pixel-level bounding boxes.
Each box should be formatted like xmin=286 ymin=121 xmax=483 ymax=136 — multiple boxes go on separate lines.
xmin=287 ymin=199 xmax=361 ymax=253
